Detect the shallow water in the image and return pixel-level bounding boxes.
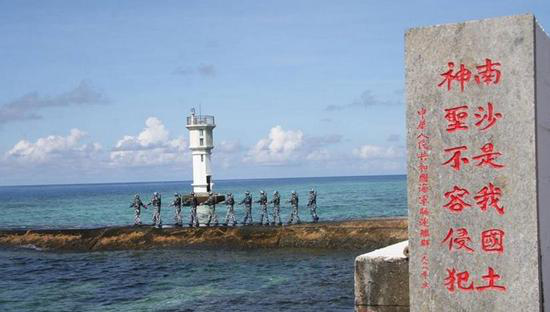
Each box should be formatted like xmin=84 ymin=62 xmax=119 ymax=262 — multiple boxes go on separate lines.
xmin=0 ymin=247 xmax=357 ymax=312
xmin=0 ymin=175 xmax=407 ymax=229
xmin=0 ymin=175 xmax=407 ymax=311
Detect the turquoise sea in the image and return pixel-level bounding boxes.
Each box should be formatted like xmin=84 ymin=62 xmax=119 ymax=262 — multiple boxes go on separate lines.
xmin=0 ymin=175 xmax=407 ymax=311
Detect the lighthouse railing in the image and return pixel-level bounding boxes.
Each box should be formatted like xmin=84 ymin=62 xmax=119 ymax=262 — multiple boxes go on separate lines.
xmin=187 ymin=115 xmax=215 ymax=126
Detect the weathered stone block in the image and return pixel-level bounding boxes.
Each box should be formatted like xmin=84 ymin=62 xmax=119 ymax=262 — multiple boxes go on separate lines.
xmin=406 ymin=14 xmax=550 ymax=311
xmin=354 ymin=240 xmax=409 ymax=312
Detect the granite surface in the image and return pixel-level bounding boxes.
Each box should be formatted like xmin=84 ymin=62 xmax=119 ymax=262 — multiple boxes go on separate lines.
xmin=406 ymin=14 xmax=548 ymax=311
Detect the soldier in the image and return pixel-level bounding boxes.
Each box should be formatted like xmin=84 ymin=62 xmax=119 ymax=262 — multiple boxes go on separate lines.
xmin=286 ymin=191 xmax=301 ymax=225
xmin=239 ymin=191 xmax=253 ymax=225
xmin=256 ymin=190 xmax=270 ymax=226
xmin=222 ymin=193 xmax=237 ymax=226
xmin=129 ymin=194 xmax=147 ymax=225
xmin=170 ymin=193 xmax=183 ymax=226
xmin=204 ymin=191 xmax=219 ymax=226
xmin=187 ymin=192 xmax=200 ymax=227
xmin=148 ymin=192 xmax=162 ymax=228
xmin=269 ymin=191 xmax=282 ymax=226
xmin=307 ymin=189 xmax=319 ymax=223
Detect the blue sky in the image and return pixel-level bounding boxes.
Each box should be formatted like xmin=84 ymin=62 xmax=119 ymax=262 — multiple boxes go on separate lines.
xmin=0 ymin=1 xmax=548 ymax=185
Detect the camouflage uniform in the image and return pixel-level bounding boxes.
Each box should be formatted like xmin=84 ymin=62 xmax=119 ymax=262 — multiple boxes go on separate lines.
xmin=307 ymin=190 xmax=319 ymax=223
xmin=270 ymin=191 xmax=282 ymax=226
xmin=148 ymin=192 xmax=162 ymax=228
xmin=223 ymin=193 xmax=237 ymax=226
xmin=204 ymin=192 xmax=219 ymax=226
xmin=129 ymin=195 xmax=147 ymax=225
xmin=287 ymin=191 xmax=301 ymax=225
xmin=240 ymin=192 xmax=253 ymax=225
xmin=256 ymin=191 xmax=270 ymax=225
xmin=171 ymin=193 xmax=183 ymax=226
xmin=187 ymin=193 xmax=200 ymax=227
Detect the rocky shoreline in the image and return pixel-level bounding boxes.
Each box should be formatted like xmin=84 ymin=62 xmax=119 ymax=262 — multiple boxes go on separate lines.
xmin=0 ymin=218 xmax=407 ymax=252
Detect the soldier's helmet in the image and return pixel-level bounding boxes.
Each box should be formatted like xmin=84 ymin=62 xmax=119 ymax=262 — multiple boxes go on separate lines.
xmin=291 ymin=190 xmax=296 ymax=195
xmin=245 ymin=191 xmax=250 ymax=195
xmin=154 ymin=192 xmax=158 ymax=196
xmin=273 ymin=191 xmax=278 ymax=195
xmin=228 ymin=193 xmax=232 ymax=196
xmin=310 ymin=189 xmax=314 ymax=193
xmin=209 ymin=191 xmax=213 ymax=195
xmin=174 ymin=193 xmax=179 ymax=196
xmin=135 ymin=194 xmax=140 ymax=199
xmin=260 ymin=190 xmax=265 ymax=194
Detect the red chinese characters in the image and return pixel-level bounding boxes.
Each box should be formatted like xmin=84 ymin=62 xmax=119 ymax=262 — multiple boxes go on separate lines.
xmin=438 ymin=59 xmax=502 ymax=92
xmin=443 ymin=102 xmax=502 ymax=133
xmin=474 ymin=183 xmax=504 ymax=215
xmin=442 ymin=228 xmax=474 ymax=253
xmin=445 ymin=268 xmax=474 ymax=292
xmin=444 ymin=267 xmax=506 ymax=293
xmin=481 ymin=229 xmax=505 ymax=253
xmin=444 ymin=105 xmax=469 ymax=132
xmin=475 ymin=59 xmax=502 ymax=85
xmin=442 ymin=142 xmax=504 ymax=170
xmin=474 ymin=102 xmax=502 ymax=131
xmin=436 ymin=57 xmax=507 ymax=294
xmin=477 ymin=267 xmax=506 ymax=292
xmin=473 ymin=143 xmax=504 ymax=168
xmin=443 ymin=186 xmax=472 ymax=213
xmin=416 ymin=106 xmax=432 ymax=288
xmin=442 ymin=146 xmax=469 ymax=171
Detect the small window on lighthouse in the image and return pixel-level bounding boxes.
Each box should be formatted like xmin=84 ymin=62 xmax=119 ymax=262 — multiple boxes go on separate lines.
xmin=200 ymin=138 xmax=204 ymax=146
xmin=199 ymin=129 xmax=204 ymax=137
xmin=201 ymin=155 xmax=204 ymax=162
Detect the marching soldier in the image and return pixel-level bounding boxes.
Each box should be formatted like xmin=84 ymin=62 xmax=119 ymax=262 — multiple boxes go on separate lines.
xmin=286 ymin=191 xmax=301 ymax=225
xmin=222 ymin=193 xmax=237 ymax=226
xmin=204 ymin=191 xmax=219 ymax=226
xmin=239 ymin=191 xmax=253 ymax=225
xmin=307 ymin=189 xmax=319 ymax=223
xmin=148 ymin=192 xmax=162 ymax=228
xmin=129 ymin=194 xmax=147 ymax=225
xmin=170 ymin=193 xmax=183 ymax=226
xmin=256 ymin=190 xmax=270 ymax=226
xmin=269 ymin=191 xmax=282 ymax=226
xmin=187 ymin=192 xmax=200 ymax=227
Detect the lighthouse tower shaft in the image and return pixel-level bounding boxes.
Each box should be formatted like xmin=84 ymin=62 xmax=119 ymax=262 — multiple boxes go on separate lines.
xmin=186 ymin=113 xmax=215 ymax=194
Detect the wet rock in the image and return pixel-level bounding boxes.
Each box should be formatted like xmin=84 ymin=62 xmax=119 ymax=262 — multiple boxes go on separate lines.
xmin=0 ymin=218 xmax=407 ymax=252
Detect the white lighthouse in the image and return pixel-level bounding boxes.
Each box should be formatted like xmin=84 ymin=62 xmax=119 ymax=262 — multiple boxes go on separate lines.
xmin=186 ymin=108 xmax=215 ymax=194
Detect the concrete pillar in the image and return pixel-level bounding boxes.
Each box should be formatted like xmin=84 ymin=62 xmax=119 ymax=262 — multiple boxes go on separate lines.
xmin=354 ymin=241 xmax=409 ymax=312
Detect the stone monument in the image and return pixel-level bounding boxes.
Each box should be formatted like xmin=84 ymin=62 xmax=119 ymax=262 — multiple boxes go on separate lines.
xmin=406 ymin=14 xmax=550 ymax=311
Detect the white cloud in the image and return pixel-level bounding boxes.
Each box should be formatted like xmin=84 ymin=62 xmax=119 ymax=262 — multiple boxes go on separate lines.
xmin=352 ymin=144 xmax=406 ymax=174
xmin=110 ymin=117 xmax=188 ymax=166
xmin=6 ymin=128 xmax=102 ymax=163
xmin=244 ymin=125 xmax=304 ymax=164
xmin=352 ymin=144 xmax=404 ymax=160
xmin=244 ymin=126 xmax=342 ymax=165
xmin=306 ymin=149 xmax=331 ymax=161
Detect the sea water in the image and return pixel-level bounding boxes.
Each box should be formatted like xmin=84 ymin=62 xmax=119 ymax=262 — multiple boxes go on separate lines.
xmin=0 ymin=175 xmax=407 ymax=311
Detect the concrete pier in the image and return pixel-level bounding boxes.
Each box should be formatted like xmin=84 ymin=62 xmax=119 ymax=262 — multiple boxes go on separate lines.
xmin=355 ymin=241 xmax=409 ymax=312
xmin=0 ymin=218 xmax=407 ymax=252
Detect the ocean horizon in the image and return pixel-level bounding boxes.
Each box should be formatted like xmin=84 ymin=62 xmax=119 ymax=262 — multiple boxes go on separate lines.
xmin=0 ymin=174 xmax=407 ymax=311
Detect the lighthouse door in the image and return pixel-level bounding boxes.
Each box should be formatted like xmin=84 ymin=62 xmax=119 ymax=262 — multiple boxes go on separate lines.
xmin=206 ymin=175 xmax=211 ymax=192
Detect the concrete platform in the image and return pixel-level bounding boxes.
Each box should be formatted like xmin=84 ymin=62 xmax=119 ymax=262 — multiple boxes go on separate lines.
xmin=355 ymin=240 xmax=409 ymax=312
xmin=0 ymin=218 xmax=407 ymax=252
